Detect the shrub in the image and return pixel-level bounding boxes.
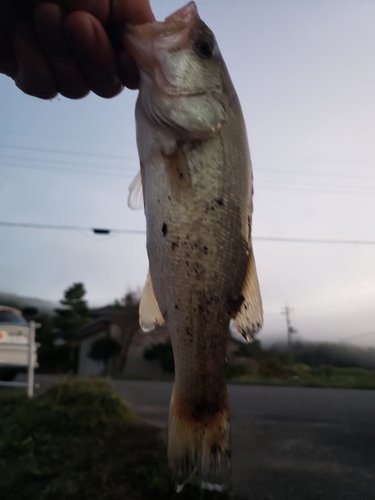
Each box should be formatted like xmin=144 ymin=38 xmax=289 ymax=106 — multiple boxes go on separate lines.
xmin=144 ymin=342 xmax=175 ymax=374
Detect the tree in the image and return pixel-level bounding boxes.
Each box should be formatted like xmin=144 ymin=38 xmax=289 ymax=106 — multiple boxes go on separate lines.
xmin=113 ymin=290 xmax=140 ymax=308
xmin=54 ymin=283 xmax=90 ymax=338
xmin=88 ymin=336 xmax=121 ymax=371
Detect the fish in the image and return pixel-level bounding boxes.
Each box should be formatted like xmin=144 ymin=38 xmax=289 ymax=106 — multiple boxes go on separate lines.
xmin=125 ymin=1 xmax=263 ymax=492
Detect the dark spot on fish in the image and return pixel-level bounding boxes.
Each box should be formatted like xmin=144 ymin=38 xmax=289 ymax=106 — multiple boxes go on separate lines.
xmin=186 ymin=327 xmax=193 ymax=337
xmin=171 ymin=242 xmax=178 ymax=251
xmin=192 ymin=400 xmax=220 ymax=420
xmin=190 ymin=138 xmax=203 ymax=149
xmin=162 ymin=223 xmax=167 ymax=236
xmin=203 ymin=246 xmax=208 ymax=254
xmin=210 ymin=443 xmax=220 ymax=455
xmin=185 ymin=261 xmax=189 ymax=267
xmin=167 ymin=195 xmax=171 ymax=201
xmin=175 ymin=304 xmax=179 ymax=310
xmin=157 ymin=199 xmax=160 ymax=203
xmin=227 ymin=294 xmax=245 ymax=316
xmin=179 ymin=172 xmax=184 ymax=179
xmin=194 ymin=264 xmax=204 ymax=280
xmin=215 ymin=198 xmax=224 ymax=206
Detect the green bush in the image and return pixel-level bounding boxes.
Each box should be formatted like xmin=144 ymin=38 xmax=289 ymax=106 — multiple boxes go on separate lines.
xmin=226 ymin=362 xmax=247 ymax=379
xmin=37 ymin=344 xmax=74 ymax=373
xmin=0 ymin=378 xmax=136 ymax=449
xmin=259 ymin=359 xmax=289 ymax=379
xmin=144 ymin=342 xmax=175 ymax=374
xmin=88 ymin=336 xmax=121 ymax=365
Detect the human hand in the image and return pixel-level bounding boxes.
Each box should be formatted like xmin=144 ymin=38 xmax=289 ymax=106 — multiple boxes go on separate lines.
xmin=0 ymin=0 xmax=154 ymax=99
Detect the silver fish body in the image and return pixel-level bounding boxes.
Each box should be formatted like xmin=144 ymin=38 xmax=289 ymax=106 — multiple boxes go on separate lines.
xmin=126 ymin=1 xmax=262 ymax=491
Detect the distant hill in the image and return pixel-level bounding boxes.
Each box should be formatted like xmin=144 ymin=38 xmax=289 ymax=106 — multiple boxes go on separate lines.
xmin=0 ymin=292 xmax=57 ymax=315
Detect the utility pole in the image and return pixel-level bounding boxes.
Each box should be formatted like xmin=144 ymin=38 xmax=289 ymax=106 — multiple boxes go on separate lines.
xmin=281 ymin=304 xmax=297 ymax=363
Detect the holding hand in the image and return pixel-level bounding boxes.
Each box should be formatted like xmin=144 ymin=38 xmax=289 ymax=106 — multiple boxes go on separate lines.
xmin=0 ymin=0 xmax=154 ymax=99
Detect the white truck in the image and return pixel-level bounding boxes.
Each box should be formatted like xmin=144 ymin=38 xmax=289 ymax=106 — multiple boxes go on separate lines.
xmin=0 ymin=306 xmax=38 ymax=383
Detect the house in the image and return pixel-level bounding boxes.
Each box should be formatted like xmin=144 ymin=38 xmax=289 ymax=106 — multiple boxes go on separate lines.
xmin=76 ymin=305 xmax=138 ymax=376
xmin=76 ymin=305 xmax=169 ymax=378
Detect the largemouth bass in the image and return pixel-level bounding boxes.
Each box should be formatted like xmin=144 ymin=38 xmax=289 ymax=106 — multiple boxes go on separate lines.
xmin=126 ymin=1 xmax=263 ymax=491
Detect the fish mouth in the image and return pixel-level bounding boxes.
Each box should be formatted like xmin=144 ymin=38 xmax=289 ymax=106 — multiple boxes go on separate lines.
xmin=125 ymin=2 xmax=206 ymax=97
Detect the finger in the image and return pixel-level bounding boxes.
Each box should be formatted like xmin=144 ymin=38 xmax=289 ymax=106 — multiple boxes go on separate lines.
xmin=117 ymin=50 xmax=139 ymax=89
xmin=64 ymin=11 xmax=123 ymax=98
xmin=13 ymin=19 xmax=57 ymax=99
xmin=34 ymin=3 xmax=89 ymax=99
xmin=112 ymin=0 xmax=155 ymax=24
xmin=33 ymin=0 xmax=110 ymax=23
xmin=0 ymin=57 xmax=18 ymax=79
xmin=110 ymin=0 xmax=155 ymax=89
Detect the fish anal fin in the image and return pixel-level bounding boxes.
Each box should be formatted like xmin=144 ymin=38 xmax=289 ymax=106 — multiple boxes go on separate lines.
xmin=233 ymin=250 xmax=263 ymax=341
xmin=139 ymin=272 xmax=165 ymax=332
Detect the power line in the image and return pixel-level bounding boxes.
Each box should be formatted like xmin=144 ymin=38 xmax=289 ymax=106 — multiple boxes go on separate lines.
xmin=0 ymin=221 xmax=145 ymax=234
xmin=256 ymin=168 xmax=375 ymax=181
xmin=0 ymin=143 xmax=137 ymax=162
xmin=0 ymin=162 xmax=133 ymax=178
xmin=1 ymin=221 xmax=375 ymax=245
xmin=254 ymin=236 xmax=375 ymax=245
xmin=0 ymin=153 xmax=136 ymax=171
xmin=341 ymin=330 xmax=375 ymax=341
xmin=256 ymin=184 xmax=375 ymax=197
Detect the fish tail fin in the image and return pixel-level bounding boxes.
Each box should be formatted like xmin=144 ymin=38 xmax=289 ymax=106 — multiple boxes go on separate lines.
xmin=168 ymin=388 xmax=231 ymax=492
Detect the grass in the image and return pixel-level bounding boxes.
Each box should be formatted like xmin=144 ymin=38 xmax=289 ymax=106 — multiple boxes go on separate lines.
xmin=0 ymin=378 xmax=238 ymax=500
xmin=228 ymin=364 xmax=375 ymax=390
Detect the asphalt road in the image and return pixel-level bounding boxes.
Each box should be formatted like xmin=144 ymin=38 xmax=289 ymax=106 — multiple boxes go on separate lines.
xmin=113 ymin=380 xmax=375 ymax=500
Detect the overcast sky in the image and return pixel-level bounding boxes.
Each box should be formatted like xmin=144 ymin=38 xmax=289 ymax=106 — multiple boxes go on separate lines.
xmin=1 ymin=0 xmax=375 ymax=347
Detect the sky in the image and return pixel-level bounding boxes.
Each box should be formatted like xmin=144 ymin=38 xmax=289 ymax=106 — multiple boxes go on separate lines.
xmin=1 ymin=0 xmax=375 ymax=347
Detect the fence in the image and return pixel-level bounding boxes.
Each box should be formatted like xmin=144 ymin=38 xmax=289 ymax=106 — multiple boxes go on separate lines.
xmin=0 ymin=321 xmax=38 ymax=397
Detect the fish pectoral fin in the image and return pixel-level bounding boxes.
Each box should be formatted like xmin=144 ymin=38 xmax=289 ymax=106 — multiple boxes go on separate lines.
xmin=128 ymin=171 xmax=144 ymax=210
xmin=139 ymin=271 xmax=165 ymax=332
xmin=233 ymin=250 xmax=263 ymax=341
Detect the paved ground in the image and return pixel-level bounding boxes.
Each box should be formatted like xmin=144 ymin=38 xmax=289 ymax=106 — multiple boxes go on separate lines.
xmin=31 ymin=376 xmax=375 ymax=499
xmin=113 ymin=380 xmax=375 ymax=500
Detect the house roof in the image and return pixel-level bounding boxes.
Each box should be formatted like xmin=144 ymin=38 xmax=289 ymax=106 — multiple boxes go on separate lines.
xmin=76 ymin=305 xmax=140 ymax=340
xmin=75 ymin=318 xmax=112 ymax=340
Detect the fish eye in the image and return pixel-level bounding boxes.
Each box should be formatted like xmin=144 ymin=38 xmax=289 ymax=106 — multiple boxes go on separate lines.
xmin=195 ymin=39 xmax=214 ymax=58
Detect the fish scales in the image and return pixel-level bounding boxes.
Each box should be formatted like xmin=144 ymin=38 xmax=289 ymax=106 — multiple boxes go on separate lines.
xmin=126 ymin=1 xmax=262 ymax=492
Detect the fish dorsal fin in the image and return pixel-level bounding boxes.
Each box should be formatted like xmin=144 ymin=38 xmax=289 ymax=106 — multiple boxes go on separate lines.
xmin=233 ymin=250 xmax=263 ymax=341
xmin=139 ymin=271 xmax=165 ymax=332
xmin=128 ymin=171 xmax=144 ymax=210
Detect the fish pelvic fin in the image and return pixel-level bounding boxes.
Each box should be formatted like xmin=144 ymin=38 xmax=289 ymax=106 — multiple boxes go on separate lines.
xmin=233 ymin=249 xmax=263 ymax=341
xmin=139 ymin=271 xmax=165 ymax=332
xmin=168 ymin=388 xmax=231 ymax=492
xmin=128 ymin=171 xmax=144 ymax=210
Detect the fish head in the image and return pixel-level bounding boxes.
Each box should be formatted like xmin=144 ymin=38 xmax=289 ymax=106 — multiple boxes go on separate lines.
xmin=125 ymin=2 xmax=231 ymax=138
